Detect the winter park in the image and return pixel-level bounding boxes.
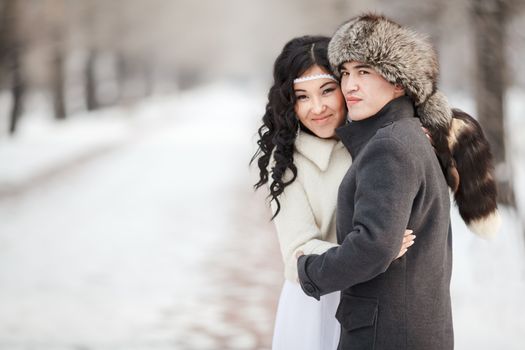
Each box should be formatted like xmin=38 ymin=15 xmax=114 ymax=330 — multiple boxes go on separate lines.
xmin=1 ymin=1 xmax=525 ymax=350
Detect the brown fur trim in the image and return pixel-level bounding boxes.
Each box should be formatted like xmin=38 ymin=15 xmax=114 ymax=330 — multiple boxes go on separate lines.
xmin=449 ymin=109 xmax=498 ymax=228
xmin=417 ymin=92 xmax=458 ymax=191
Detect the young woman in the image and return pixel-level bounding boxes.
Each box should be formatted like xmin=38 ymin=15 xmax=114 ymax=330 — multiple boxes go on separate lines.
xmin=251 ymin=36 xmax=415 ymax=350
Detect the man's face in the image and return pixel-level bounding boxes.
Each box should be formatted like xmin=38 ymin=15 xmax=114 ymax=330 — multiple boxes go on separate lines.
xmin=340 ymin=61 xmax=404 ymax=121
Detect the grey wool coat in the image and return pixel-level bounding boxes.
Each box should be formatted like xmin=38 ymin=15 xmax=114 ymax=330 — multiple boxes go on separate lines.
xmin=298 ymin=96 xmax=453 ymax=350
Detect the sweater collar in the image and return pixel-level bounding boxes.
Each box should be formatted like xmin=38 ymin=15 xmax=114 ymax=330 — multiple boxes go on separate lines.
xmin=294 ymin=131 xmax=344 ymax=171
xmin=336 ymin=96 xmax=416 ymax=158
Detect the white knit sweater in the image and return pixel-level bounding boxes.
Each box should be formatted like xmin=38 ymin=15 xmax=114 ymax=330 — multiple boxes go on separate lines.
xmin=270 ymin=132 xmax=352 ymax=282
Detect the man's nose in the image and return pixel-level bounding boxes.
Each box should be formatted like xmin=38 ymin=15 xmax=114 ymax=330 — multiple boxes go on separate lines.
xmin=342 ymin=76 xmax=358 ymax=94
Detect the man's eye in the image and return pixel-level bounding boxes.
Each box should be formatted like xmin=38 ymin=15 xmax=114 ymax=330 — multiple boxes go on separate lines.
xmin=340 ymin=71 xmax=349 ymax=76
xmin=359 ymin=70 xmax=369 ymax=75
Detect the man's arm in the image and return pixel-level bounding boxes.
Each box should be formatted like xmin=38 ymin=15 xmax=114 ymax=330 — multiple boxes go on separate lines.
xmin=297 ymin=137 xmax=419 ymax=299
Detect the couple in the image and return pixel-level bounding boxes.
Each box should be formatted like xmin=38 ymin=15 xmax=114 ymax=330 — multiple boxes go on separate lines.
xmin=252 ymin=14 xmax=500 ymax=350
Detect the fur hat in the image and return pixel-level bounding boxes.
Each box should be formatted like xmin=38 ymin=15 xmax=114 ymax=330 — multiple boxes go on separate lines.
xmin=328 ymin=13 xmax=500 ymax=237
xmin=328 ymin=13 xmax=451 ymax=131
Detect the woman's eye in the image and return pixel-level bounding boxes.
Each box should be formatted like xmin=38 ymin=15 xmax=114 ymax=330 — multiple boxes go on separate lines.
xmin=296 ymin=95 xmax=307 ymax=101
xmin=322 ymin=88 xmax=335 ymax=95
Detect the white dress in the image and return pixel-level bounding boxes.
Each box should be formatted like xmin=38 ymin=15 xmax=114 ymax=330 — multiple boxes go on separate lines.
xmin=272 ymin=280 xmax=340 ymax=350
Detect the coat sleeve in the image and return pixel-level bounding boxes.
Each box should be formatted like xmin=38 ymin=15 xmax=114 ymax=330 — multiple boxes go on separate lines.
xmin=271 ymin=169 xmax=339 ymax=283
xmin=297 ymin=137 xmax=419 ymax=299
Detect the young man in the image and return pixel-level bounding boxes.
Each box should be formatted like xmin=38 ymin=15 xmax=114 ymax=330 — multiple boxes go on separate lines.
xmin=297 ymin=14 xmax=499 ymax=350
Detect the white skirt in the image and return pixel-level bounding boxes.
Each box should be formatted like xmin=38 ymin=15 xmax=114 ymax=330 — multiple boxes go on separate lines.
xmin=272 ymin=280 xmax=341 ymax=350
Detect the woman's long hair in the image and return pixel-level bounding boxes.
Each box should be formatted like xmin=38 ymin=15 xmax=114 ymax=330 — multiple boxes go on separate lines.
xmin=251 ymin=36 xmax=333 ymax=219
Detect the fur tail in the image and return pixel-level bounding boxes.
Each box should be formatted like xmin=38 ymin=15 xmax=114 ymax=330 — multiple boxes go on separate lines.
xmin=448 ymin=109 xmax=500 ymax=237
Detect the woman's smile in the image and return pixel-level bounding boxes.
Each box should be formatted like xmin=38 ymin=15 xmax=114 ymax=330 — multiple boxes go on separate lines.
xmin=312 ymin=114 xmax=332 ymax=123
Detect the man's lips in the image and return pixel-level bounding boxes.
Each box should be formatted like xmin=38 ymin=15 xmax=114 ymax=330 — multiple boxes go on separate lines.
xmin=346 ymin=96 xmax=362 ymax=105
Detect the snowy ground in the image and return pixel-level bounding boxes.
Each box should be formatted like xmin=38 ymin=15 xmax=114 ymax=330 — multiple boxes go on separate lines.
xmin=0 ymin=84 xmax=524 ymax=349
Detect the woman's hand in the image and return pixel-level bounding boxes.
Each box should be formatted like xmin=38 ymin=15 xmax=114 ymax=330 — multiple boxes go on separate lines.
xmin=422 ymin=127 xmax=434 ymax=146
xmin=296 ymin=229 xmax=415 ymax=261
xmin=396 ymin=229 xmax=416 ymax=259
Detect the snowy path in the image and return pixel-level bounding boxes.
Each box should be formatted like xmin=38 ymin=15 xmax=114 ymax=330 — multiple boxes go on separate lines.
xmin=0 ymin=84 xmax=524 ymax=349
xmin=0 ymin=86 xmax=282 ymax=349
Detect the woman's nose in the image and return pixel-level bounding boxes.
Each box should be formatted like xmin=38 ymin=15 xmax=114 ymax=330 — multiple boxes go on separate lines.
xmin=311 ymin=98 xmax=326 ymax=114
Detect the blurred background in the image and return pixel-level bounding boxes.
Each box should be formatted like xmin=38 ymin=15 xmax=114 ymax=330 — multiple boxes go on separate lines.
xmin=0 ymin=0 xmax=524 ymax=349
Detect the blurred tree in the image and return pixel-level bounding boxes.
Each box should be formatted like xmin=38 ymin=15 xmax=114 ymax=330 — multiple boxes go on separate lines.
xmin=0 ymin=0 xmax=26 ymax=134
xmin=84 ymin=48 xmax=99 ymax=111
xmin=46 ymin=0 xmax=67 ymax=120
xmin=81 ymin=2 xmax=100 ymax=111
xmin=51 ymin=43 xmax=66 ymax=119
xmin=470 ymin=0 xmax=514 ymax=205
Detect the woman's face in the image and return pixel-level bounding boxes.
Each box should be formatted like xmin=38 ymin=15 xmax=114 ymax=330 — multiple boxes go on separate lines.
xmin=293 ymin=65 xmax=346 ymax=139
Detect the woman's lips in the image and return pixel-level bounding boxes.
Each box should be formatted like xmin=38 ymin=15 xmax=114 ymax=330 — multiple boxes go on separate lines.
xmin=312 ymin=114 xmax=332 ymax=123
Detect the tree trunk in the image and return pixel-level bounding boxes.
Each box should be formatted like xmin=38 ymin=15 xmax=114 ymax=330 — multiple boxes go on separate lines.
xmin=51 ymin=46 xmax=66 ymax=120
xmin=470 ymin=0 xmax=514 ymax=205
xmin=8 ymin=49 xmax=24 ymax=134
xmin=1 ymin=0 xmax=25 ymax=135
xmin=84 ymin=49 xmax=98 ymax=111
xmin=115 ymin=51 xmax=129 ymax=102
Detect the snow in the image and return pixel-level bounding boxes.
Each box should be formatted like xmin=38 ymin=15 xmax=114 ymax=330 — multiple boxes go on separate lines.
xmin=0 ymin=83 xmax=524 ymax=349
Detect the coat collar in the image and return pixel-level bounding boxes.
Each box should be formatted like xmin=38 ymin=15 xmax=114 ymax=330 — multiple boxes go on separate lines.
xmin=295 ymin=131 xmax=344 ymax=171
xmin=336 ymin=96 xmax=416 ymax=158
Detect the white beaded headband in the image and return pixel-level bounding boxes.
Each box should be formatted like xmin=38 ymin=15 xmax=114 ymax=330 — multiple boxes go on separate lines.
xmin=293 ymin=74 xmax=337 ymax=84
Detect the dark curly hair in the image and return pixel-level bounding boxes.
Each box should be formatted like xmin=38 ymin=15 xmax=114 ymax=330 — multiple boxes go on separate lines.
xmin=251 ymin=35 xmax=335 ymax=219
